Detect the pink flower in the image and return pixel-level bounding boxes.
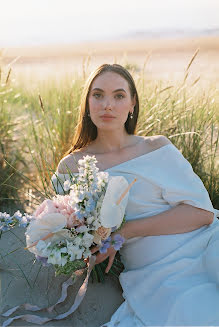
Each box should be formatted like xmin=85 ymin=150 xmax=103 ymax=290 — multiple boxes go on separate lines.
xmin=34 ymin=199 xmax=58 ymax=219
xmin=53 ymin=195 xmax=83 ymax=228
xmin=34 ymin=195 xmax=83 ymax=228
xmin=66 ymin=213 xmax=83 ymax=228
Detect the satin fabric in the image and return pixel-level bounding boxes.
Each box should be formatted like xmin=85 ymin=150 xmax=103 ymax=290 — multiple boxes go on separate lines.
xmin=51 ymin=143 xmax=219 ymax=326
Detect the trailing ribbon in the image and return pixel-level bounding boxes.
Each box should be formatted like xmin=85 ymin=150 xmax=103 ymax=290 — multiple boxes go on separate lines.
xmin=1 ymin=255 xmax=96 ymax=327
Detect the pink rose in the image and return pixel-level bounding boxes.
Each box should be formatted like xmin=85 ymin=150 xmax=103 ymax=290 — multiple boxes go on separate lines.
xmin=34 ymin=195 xmax=84 ymax=229
xmin=34 ymin=199 xmax=58 ymax=219
xmin=66 ymin=213 xmax=84 ymax=228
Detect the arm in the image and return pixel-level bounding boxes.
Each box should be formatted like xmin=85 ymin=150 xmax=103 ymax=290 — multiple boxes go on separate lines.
xmin=92 ymin=136 xmax=215 ymax=271
xmin=119 ymin=203 xmax=214 ymax=240
xmin=92 ymin=204 xmax=213 ymax=273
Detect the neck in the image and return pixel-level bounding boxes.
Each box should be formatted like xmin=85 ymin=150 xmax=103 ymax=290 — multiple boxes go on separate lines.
xmin=91 ymin=128 xmax=132 ymax=154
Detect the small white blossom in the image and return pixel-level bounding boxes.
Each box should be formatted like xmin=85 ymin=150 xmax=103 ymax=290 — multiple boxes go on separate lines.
xmin=76 ymin=225 xmax=89 ymax=233
xmin=64 ymin=180 xmax=71 ymax=192
xmin=48 ymin=248 xmax=68 ymax=266
xmin=83 ymin=249 xmax=91 ymax=259
xmin=36 ymin=240 xmax=47 ymax=252
xmin=73 ymin=236 xmax=82 ymax=246
xmin=92 ymin=220 xmax=101 ymax=229
xmin=82 ymin=232 xmax=94 ymax=247
xmin=67 ymin=241 xmax=83 ymax=261
xmin=98 ymin=172 xmax=109 ymax=183
xmin=87 ymin=216 xmax=95 ymax=224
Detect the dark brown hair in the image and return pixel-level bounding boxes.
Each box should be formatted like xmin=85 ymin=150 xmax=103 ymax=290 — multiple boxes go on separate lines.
xmin=63 ymin=64 xmax=139 ymax=157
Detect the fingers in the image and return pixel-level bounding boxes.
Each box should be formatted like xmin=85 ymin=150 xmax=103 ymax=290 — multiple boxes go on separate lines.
xmin=91 ymin=246 xmax=100 ymax=254
xmin=105 ymin=253 xmax=116 ymax=273
xmin=95 ymin=253 xmax=107 ymax=265
xmin=90 ymin=245 xmax=117 ymax=271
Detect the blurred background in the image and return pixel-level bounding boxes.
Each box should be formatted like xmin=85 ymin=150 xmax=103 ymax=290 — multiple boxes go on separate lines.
xmin=0 ymin=0 xmax=218 ymax=210
xmin=1 ymin=0 xmax=219 ymax=83
xmin=0 ymin=2 xmax=218 ymax=325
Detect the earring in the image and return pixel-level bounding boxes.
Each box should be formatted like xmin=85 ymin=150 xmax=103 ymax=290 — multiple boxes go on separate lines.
xmin=130 ymin=112 xmax=133 ymax=119
xmin=87 ymin=112 xmax=90 ymax=117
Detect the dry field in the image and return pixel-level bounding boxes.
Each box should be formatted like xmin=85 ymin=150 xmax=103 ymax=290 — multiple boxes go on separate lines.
xmin=1 ymin=36 xmax=219 ymax=87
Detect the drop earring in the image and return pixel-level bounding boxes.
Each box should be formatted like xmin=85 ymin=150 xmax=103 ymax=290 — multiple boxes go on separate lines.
xmin=130 ymin=112 xmax=133 ymax=119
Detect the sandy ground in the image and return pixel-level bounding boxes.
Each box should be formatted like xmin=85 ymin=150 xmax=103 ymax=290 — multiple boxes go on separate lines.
xmin=0 ymin=225 xmax=124 ymax=327
xmin=1 ymin=36 xmax=219 ymax=86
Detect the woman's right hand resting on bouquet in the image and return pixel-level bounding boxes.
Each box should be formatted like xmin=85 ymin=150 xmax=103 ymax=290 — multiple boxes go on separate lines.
xmin=90 ymin=242 xmax=118 ymax=274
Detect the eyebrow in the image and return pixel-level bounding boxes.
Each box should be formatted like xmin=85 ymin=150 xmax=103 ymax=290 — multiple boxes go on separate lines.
xmin=91 ymin=88 xmax=127 ymax=93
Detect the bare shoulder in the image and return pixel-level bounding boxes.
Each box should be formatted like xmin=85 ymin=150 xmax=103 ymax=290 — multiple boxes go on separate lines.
xmin=57 ymin=151 xmax=85 ymax=174
xmin=143 ymin=135 xmax=172 ymax=151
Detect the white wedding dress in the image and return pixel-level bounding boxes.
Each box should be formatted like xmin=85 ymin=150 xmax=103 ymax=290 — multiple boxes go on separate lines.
xmin=51 ymin=143 xmax=219 ymax=326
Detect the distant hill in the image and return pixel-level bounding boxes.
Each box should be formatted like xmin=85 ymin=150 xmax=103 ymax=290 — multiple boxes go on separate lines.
xmin=120 ymin=28 xmax=219 ymax=40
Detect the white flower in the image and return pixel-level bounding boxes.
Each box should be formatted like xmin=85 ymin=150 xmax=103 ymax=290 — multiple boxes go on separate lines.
xmin=78 ymin=159 xmax=84 ymax=166
xmin=64 ymin=180 xmax=71 ymax=192
xmin=48 ymin=249 xmax=67 ymax=266
xmin=60 ymin=246 xmax=68 ymax=254
xmin=25 ymin=213 xmax=67 ymax=256
xmin=73 ymin=236 xmax=82 ymax=246
xmin=87 ymin=216 xmax=95 ymax=224
xmin=76 ymin=225 xmax=89 ymax=233
xmin=67 ymin=241 xmax=83 ymax=260
xmin=92 ymin=220 xmax=101 ymax=229
xmin=75 ymin=248 xmax=83 ymax=259
xmin=36 ymin=240 xmax=48 ymax=252
xmin=47 ymin=254 xmax=57 ymax=265
xmin=98 ymin=172 xmax=109 ymax=184
xmin=100 ymin=176 xmax=129 ymax=228
xmin=83 ymin=249 xmax=91 ymax=259
xmin=81 ymin=232 xmax=94 ymax=247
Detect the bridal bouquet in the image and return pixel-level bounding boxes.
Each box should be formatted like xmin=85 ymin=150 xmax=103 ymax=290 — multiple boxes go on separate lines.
xmin=1 ymin=155 xmax=135 ymax=276
xmin=1 ymin=155 xmax=137 ymax=327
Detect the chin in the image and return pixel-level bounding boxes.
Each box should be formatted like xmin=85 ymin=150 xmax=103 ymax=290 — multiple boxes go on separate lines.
xmin=93 ymin=120 xmax=126 ymax=132
xmin=97 ymin=125 xmax=117 ymax=131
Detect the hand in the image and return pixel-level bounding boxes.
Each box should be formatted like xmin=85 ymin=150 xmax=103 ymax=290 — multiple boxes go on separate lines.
xmin=91 ymin=244 xmax=117 ymax=274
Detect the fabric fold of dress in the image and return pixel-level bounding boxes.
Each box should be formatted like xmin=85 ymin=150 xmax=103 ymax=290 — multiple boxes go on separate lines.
xmin=51 ymin=143 xmax=219 ymax=326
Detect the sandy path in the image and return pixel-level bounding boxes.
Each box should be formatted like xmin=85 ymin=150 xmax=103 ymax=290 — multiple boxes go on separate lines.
xmin=0 ymin=226 xmax=124 ymax=327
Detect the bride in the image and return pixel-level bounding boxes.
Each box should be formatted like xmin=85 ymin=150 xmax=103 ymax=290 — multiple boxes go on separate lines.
xmin=52 ymin=63 xmax=219 ymax=326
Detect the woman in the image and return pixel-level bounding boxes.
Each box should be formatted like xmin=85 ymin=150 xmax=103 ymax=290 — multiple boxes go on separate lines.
xmin=52 ymin=63 xmax=219 ymax=326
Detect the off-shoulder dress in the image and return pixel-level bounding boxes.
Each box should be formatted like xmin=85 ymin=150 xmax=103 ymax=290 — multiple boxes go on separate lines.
xmin=51 ymin=143 xmax=219 ymax=326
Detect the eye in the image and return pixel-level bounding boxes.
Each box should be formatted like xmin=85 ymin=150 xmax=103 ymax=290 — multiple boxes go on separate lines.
xmin=115 ymin=94 xmax=125 ymax=99
xmin=93 ymin=93 xmax=102 ymax=98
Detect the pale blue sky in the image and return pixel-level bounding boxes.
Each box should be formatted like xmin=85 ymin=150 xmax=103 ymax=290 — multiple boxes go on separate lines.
xmin=0 ymin=0 xmax=218 ymax=46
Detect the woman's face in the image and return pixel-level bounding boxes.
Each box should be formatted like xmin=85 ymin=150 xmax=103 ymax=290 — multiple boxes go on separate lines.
xmin=88 ymin=72 xmax=136 ymax=131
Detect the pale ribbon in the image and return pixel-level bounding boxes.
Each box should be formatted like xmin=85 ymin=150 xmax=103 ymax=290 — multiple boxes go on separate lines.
xmin=2 ymin=177 xmax=137 ymax=326
xmin=1 ymin=255 xmax=96 ymax=327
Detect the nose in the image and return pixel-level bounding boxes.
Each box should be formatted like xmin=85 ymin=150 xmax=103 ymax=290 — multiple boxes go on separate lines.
xmin=104 ymin=98 xmax=113 ymax=111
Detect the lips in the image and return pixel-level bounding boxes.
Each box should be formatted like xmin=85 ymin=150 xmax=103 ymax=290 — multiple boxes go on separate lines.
xmin=100 ymin=114 xmax=115 ymax=118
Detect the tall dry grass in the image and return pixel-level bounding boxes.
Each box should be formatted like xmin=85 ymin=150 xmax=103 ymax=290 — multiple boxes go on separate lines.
xmin=0 ymin=51 xmax=218 ymax=210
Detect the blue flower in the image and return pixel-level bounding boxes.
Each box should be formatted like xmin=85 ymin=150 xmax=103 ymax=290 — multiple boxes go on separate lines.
xmin=112 ymin=234 xmax=126 ymax=251
xmin=36 ymin=255 xmax=50 ymax=267
xmin=0 ymin=225 xmax=9 ymax=232
xmin=13 ymin=211 xmax=23 ymax=220
xmin=99 ymin=237 xmax=111 ymax=253
xmin=74 ymin=210 xmax=84 ymax=220
xmin=85 ymin=198 xmax=96 ymax=213
xmin=91 ymin=183 xmax=98 ymax=192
